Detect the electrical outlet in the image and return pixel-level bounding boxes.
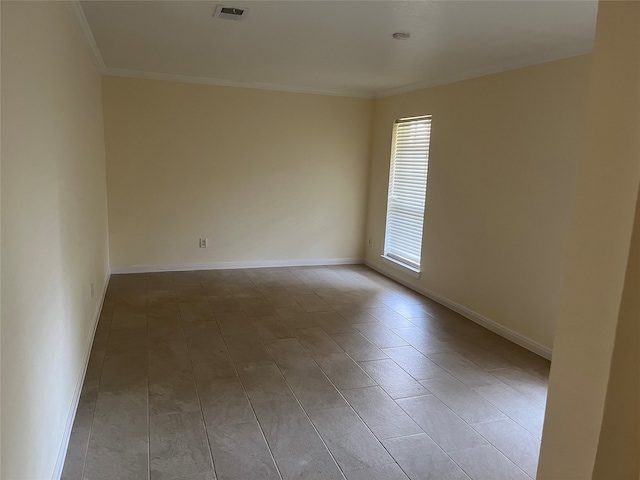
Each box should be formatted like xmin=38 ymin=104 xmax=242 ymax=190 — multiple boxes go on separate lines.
xmin=90 ymin=282 xmax=94 ymax=299
xmin=199 ymin=238 xmax=208 ymax=248
xmin=368 ymin=237 xmax=373 ymax=247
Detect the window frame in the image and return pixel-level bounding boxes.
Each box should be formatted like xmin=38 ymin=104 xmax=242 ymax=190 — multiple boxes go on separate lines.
xmin=382 ymin=115 xmax=432 ymax=275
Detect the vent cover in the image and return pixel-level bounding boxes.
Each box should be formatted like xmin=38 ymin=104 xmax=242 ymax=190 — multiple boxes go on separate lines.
xmin=213 ymin=5 xmax=247 ymax=20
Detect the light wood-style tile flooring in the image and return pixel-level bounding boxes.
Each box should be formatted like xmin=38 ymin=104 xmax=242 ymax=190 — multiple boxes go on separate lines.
xmin=62 ymin=265 xmax=550 ymax=480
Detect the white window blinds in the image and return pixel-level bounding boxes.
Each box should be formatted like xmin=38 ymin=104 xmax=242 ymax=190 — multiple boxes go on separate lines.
xmin=383 ymin=116 xmax=432 ymax=271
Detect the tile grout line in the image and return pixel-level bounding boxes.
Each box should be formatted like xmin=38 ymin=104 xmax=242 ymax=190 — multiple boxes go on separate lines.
xmin=464 ymin=422 xmax=537 ymax=480
xmin=302 ymin=266 xmax=495 ymax=479
xmin=70 ymin=265 xmax=548 ymax=480
xmin=344 ymin=270 xmax=479 ymax=480
xmin=145 ymin=274 xmax=151 ymax=480
xmin=78 ymin=282 xmax=113 ymax=480
xmin=214 ymin=270 xmax=285 ymax=480
xmin=392 ymin=375 xmax=534 ymax=478
xmin=261 ymin=350 xmax=349 ymax=479
xmin=310 ymin=265 xmax=431 ymax=480
xmin=469 ymin=384 xmax=545 ymax=440
xmin=245 ymin=267 xmax=353 ymax=478
xmin=263 ymin=266 xmax=416 ymax=478
xmin=270 ymin=265 xmax=529 ymax=474
xmin=446 ymin=443 xmax=532 ymax=480
xmin=377 ymin=304 xmax=550 ymax=441
xmin=187 ymin=272 xmax=222 ymax=480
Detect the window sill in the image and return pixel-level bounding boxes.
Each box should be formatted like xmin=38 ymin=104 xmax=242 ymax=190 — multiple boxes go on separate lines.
xmin=381 ymin=255 xmax=421 ymax=279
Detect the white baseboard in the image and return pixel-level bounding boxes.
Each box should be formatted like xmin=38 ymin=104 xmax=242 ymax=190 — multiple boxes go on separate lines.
xmin=365 ymin=261 xmax=553 ymax=360
xmin=52 ymin=268 xmax=111 ymax=480
xmin=111 ymin=257 xmax=364 ymax=274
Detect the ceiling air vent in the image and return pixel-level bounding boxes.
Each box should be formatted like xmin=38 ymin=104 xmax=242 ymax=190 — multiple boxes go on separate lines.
xmin=213 ymin=5 xmax=248 ymax=21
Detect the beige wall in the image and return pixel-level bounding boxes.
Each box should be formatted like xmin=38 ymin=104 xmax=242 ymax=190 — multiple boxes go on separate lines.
xmin=1 ymin=2 xmax=110 ymax=478
xmin=592 ymin=185 xmax=639 ymax=479
xmin=537 ymin=1 xmax=640 ymax=478
xmin=102 ymin=76 xmax=373 ymax=270
xmin=365 ymin=55 xmax=591 ymax=352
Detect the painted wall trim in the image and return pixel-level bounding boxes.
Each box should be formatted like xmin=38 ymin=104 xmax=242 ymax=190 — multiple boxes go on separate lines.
xmin=365 ymin=260 xmax=553 ymax=360
xmin=101 ymin=68 xmax=374 ymax=99
xmin=380 ymin=255 xmax=421 ymax=279
xmin=66 ymin=0 xmax=105 ymax=71
xmin=52 ymin=269 xmax=111 ymax=480
xmin=111 ymin=258 xmax=364 ymax=274
xmin=68 ymin=0 xmax=377 ymax=99
xmin=374 ymin=50 xmax=592 ymax=98
xmin=66 ymin=0 xmax=590 ymax=103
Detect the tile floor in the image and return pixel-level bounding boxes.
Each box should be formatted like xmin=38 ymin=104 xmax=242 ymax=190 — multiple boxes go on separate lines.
xmin=62 ymin=265 xmax=550 ymax=480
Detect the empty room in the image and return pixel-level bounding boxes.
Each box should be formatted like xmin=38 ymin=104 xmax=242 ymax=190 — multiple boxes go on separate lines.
xmin=1 ymin=1 xmax=638 ymax=480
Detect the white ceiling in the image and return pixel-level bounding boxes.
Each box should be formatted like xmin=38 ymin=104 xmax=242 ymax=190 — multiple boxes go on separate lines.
xmin=77 ymin=0 xmax=598 ymax=97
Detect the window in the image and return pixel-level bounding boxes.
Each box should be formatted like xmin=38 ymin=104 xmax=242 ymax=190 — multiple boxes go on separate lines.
xmin=383 ymin=115 xmax=432 ymax=272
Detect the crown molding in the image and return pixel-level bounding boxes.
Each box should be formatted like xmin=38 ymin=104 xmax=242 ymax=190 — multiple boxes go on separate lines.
xmin=102 ymin=67 xmax=374 ymax=99
xmin=103 ymin=48 xmax=590 ymax=101
xmin=67 ymin=0 xmax=105 ymax=71
xmin=374 ymin=48 xmax=593 ymax=98
xmin=64 ymin=3 xmax=372 ymax=100
xmin=65 ymin=0 xmax=590 ymax=102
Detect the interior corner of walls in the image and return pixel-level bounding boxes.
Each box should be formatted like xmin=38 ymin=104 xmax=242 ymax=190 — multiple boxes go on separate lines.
xmin=65 ymin=0 xmax=105 ymax=71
